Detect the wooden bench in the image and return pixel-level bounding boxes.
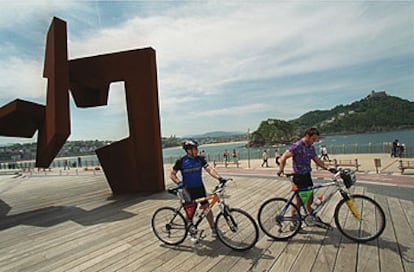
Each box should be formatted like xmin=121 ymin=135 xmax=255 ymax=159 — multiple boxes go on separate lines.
xmin=213 ymin=160 xmax=240 ymax=168
xmin=318 ymin=158 xmax=360 ymax=171
xmin=398 ymin=160 xmax=414 ymax=174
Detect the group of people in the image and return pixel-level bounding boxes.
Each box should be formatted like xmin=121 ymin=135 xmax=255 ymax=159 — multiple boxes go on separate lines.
xmin=223 ymin=149 xmax=238 ymax=162
xmin=170 ymin=127 xmax=334 ymax=239
xmin=261 ymin=149 xmax=281 ymax=168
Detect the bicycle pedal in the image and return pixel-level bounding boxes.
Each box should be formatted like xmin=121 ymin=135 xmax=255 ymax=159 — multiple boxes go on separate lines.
xmin=190 ymin=236 xmax=199 ymax=244
xmin=315 ymin=222 xmax=333 ymax=230
xmin=199 ymin=230 xmax=206 ymax=240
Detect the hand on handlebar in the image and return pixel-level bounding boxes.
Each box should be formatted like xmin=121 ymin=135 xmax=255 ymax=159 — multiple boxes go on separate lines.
xmin=218 ymin=177 xmax=228 ymax=184
xmin=328 ymin=168 xmax=338 ymax=174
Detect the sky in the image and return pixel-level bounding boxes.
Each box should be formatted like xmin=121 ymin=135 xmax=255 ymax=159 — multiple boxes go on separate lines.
xmin=0 ymin=1 xmax=413 ymax=145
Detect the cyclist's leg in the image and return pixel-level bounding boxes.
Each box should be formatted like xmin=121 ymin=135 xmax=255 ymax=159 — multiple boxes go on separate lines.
xmin=293 ymin=173 xmax=314 ymax=213
xmin=188 ymin=186 xmax=214 ymax=228
xmin=204 ymin=204 xmax=214 ymax=227
xmin=182 ymin=188 xmax=196 ymax=220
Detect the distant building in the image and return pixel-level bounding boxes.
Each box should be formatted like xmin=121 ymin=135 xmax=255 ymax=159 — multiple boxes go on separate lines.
xmin=367 ymin=90 xmax=387 ymax=99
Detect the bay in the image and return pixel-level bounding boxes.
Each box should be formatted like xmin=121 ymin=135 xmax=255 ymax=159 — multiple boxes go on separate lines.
xmin=8 ymin=129 xmax=413 ymax=169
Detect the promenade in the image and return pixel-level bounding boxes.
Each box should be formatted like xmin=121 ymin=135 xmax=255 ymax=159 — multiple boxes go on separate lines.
xmin=0 ymin=153 xmax=413 ymax=271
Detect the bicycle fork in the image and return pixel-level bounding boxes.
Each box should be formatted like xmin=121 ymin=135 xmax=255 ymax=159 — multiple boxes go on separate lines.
xmin=340 ymin=191 xmax=362 ymax=221
xmin=220 ymin=203 xmax=238 ymax=232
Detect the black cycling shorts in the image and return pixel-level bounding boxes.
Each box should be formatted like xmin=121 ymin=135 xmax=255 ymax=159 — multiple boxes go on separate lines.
xmin=293 ymin=173 xmax=313 ymax=189
xmin=185 ymin=186 xmax=208 ymax=206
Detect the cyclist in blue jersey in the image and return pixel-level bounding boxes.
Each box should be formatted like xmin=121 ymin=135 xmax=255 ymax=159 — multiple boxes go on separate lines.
xmin=277 ymin=128 xmax=335 ymax=225
xmin=170 ymin=139 xmax=227 ymax=237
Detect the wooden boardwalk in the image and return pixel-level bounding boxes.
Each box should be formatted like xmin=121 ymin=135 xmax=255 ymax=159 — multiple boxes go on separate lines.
xmin=0 ymin=170 xmax=413 ymax=272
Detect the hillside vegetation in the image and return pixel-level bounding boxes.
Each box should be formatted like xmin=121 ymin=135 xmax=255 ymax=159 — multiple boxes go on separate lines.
xmin=249 ymin=91 xmax=414 ymax=147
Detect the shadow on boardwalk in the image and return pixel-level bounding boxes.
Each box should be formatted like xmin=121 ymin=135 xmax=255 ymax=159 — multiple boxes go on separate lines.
xmin=0 ymin=173 xmax=413 ymax=271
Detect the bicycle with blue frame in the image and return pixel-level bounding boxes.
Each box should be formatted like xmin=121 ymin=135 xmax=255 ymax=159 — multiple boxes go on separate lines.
xmin=257 ymin=169 xmax=386 ymax=242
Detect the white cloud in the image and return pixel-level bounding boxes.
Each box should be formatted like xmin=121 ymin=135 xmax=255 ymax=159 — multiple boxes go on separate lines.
xmin=192 ymin=103 xmax=271 ymax=118
xmin=0 ymin=1 xmax=85 ymax=29
xmin=0 ymin=57 xmax=46 ymax=101
xmin=0 ymin=1 xmax=412 ymax=139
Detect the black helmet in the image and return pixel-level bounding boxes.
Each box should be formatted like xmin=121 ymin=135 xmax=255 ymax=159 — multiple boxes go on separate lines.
xmin=182 ymin=139 xmax=199 ymax=150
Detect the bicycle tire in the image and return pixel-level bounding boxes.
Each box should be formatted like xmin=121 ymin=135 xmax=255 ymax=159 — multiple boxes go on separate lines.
xmin=151 ymin=207 xmax=188 ymax=245
xmin=257 ymin=197 xmax=301 ymax=240
xmin=334 ymin=194 xmax=386 ymax=242
xmin=215 ymin=207 xmax=259 ymax=250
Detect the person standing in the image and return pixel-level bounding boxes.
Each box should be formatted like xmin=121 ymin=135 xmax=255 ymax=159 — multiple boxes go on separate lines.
xmin=261 ymin=150 xmax=269 ymax=167
xmin=391 ymin=139 xmax=398 ymax=157
xmin=277 ymin=128 xmax=335 ymax=223
xmin=232 ymin=149 xmax=237 ymax=162
xmin=223 ymin=149 xmax=229 ymax=162
xmin=319 ymin=145 xmax=330 ymax=161
xmin=64 ymin=160 xmax=69 ymax=170
xmin=170 ymin=139 xmax=228 ymax=238
xmin=274 ymin=149 xmax=281 ymax=166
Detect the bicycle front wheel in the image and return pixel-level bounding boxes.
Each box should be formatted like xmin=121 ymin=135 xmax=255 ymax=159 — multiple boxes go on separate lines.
xmin=257 ymin=197 xmax=301 ymax=240
xmin=334 ymin=194 xmax=386 ymax=242
xmin=151 ymin=207 xmax=188 ymax=245
xmin=215 ymin=207 xmax=259 ymax=251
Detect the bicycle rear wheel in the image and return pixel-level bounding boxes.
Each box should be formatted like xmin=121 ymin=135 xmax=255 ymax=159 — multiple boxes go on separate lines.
xmin=334 ymin=194 xmax=386 ymax=242
xmin=257 ymin=197 xmax=301 ymax=240
xmin=215 ymin=207 xmax=259 ymax=250
xmin=151 ymin=207 xmax=188 ymax=245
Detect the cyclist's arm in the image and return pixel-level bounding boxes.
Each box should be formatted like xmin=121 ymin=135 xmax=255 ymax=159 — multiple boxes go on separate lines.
xmin=170 ymin=158 xmax=182 ymax=185
xmin=312 ymin=155 xmax=329 ymax=170
xmin=170 ymin=169 xmax=181 ymax=185
xmin=204 ymin=165 xmax=223 ymax=180
xmin=278 ymin=150 xmax=293 ymax=173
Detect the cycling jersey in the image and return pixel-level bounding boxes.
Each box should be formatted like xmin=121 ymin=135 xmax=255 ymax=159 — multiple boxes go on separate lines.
xmin=289 ymin=139 xmax=317 ymax=175
xmin=173 ymin=155 xmax=209 ymax=188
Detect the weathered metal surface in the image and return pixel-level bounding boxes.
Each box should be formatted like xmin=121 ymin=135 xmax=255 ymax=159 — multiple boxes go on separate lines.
xmin=0 ymin=17 xmax=165 ymax=194
xmin=0 ymin=99 xmax=45 ymax=137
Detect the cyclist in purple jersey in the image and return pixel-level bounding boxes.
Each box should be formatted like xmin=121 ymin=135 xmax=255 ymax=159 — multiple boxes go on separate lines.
xmin=277 ymin=128 xmax=335 ymax=223
xmin=170 ymin=139 xmax=227 ymax=237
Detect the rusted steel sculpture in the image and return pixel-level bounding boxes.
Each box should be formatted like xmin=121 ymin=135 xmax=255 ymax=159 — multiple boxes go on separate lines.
xmin=0 ymin=17 xmax=165 ymax=194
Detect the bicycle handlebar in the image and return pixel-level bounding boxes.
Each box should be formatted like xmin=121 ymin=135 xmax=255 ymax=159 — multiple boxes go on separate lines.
xmin=167 ymin=178 xmax=233 ymax=195
xmin=279 ymin=173 xmax=294 ymax=178
xmin=278 ymin=168 xmax=340 ymax=179
xmin=213 ymin=178 xmax=233 ymax=193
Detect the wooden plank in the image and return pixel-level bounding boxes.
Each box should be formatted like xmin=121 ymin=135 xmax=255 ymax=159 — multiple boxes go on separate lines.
xmin=356 ymin=192 xmax=380 ymax=272
xmin=386 ymin=197 xmax=414 ymax=272
xmin=399 ymin=199 xmax=414 ymax=234
xmin=293 ymin=188 xmax=342 ymax=272
xmin=331 ymin=186 xmax=365 ymax=272
xmin=374 ymin=195 xmax=405 ymax=272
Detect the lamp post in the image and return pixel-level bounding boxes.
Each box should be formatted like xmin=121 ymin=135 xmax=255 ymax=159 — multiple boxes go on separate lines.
xmin=247 ymin=128 xmax=251 ymax=168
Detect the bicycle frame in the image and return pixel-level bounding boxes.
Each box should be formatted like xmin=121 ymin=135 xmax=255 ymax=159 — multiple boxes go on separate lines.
xmin=174 ymin=185 xmax=227 ymax=230
xmin=288 ymin=182 xmax=337 ymax=216
xmin=192 ymin=192 xmax=221 ymax=227
xmin=284 ymin=175 xmax=358 ymax=220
